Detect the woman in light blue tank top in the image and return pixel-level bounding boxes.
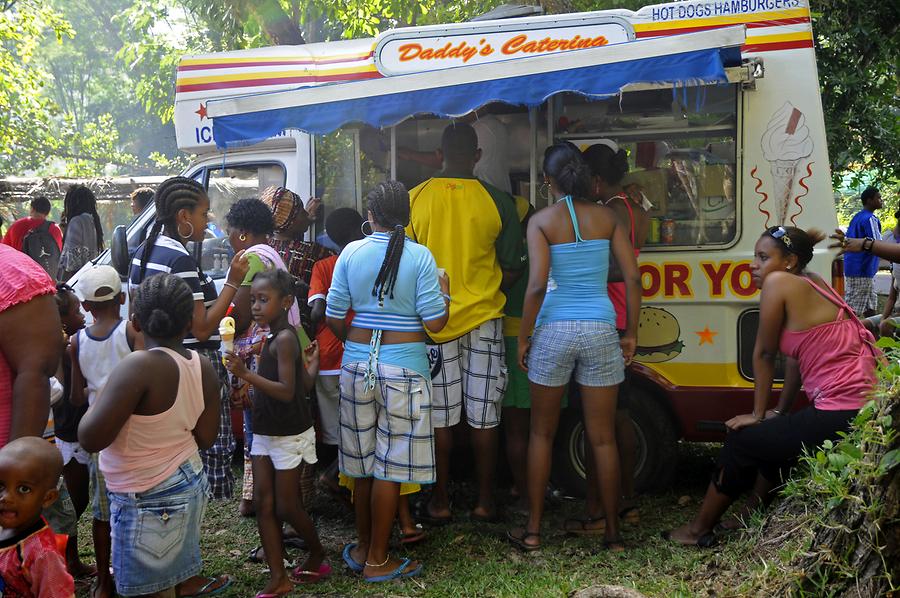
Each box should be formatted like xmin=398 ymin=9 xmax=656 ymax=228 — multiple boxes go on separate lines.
xmin=507 ymin=143 xmax=641 ymax=553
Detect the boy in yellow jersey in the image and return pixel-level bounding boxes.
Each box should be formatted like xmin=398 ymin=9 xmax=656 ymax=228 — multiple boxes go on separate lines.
xmin=407 ymin=122 xmax=525 ymax=523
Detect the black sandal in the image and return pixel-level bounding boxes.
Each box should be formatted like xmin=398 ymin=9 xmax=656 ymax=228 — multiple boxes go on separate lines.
xmin=602 ymin=536 xmax=626 ymax=552
xmin=506 ymin=528 xmax=541 ymax=552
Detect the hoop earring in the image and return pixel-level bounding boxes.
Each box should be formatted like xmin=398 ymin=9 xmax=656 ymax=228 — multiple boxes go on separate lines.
xmin=539 ymin=182 xmax=550 ymax=202
xmin=239 ymin=233 xmax=247 ymax=242
xmin=177 ymin=221 xmax=195 ymax=240
xmin=360 ymin=220 xmax=373 ymax=236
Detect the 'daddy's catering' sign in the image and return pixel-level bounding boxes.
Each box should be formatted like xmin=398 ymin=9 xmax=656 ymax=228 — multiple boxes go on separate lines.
xmin=374 ymin=19 xmax=633 ymax=76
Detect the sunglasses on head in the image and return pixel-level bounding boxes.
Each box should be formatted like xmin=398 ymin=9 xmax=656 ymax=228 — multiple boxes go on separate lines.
xmin=767 ymin=226 xmax=793 ymax=249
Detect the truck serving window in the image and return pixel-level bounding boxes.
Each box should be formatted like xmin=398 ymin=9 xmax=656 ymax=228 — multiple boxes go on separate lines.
xmin=554 ymin=84 xmax=738 ymax=248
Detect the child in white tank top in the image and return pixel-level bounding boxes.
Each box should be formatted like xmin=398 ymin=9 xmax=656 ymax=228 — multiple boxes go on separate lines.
xmin=71 ymin=265 xmax=136 ymax=598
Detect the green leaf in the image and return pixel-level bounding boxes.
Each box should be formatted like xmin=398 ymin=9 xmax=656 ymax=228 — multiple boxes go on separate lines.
xmin=879 ymin=449 xmax=900 ymax=474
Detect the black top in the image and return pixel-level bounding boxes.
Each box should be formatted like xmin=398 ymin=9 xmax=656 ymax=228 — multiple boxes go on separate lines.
xmin=251 ymin=330 xmax=312 ymax=436
xmin=52 ymin=354 xmax=87 ymax=443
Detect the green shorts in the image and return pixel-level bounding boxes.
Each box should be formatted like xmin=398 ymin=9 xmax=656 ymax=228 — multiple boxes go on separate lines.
xmin=502 ymin=336 xmax=568 ymax=409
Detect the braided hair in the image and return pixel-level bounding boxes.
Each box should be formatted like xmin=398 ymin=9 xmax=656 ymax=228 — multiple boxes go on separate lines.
xmin=132 ymin=272 xmax=194 ymax=339
xmin=253 ymin=269 xmax=296 ymax=300
xmin=366 ymin=180 xmax=410 ymax=306
xmin=139 ymin=177 xmax=207 ymax=279
xmin=55 ymin=282 xmax=76 ymax=315
xmin=62 ymin=185 xmax=105 ymax=251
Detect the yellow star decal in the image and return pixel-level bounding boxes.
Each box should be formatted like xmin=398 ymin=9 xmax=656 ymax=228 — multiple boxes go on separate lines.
xmin=695 ymin=326 xmax=718 ymax=346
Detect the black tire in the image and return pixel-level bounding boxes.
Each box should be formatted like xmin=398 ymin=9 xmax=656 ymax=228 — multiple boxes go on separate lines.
xmin=551 ymin=387 xmax=679 ymax=496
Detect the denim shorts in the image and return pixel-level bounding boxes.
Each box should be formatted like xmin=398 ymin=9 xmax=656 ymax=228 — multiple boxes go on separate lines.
xmin=109 ymin=454 xmax=209 ymax=596
xmin=90 ymin=453 xmax=110 ymax=522
xmin=528 ymin=320 xmax=624 ymax=388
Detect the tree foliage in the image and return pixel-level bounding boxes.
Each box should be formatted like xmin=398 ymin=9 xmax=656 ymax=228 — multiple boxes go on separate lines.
xmin=810 ymin=0 xmax=900 ymax=187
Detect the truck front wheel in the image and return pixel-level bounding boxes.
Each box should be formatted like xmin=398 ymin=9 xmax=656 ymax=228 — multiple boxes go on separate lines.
xmin=552 ymin=387 xmax=679 ymax=495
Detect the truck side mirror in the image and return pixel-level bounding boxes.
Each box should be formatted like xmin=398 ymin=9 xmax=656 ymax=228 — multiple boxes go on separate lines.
xmin=110 ymin=225 xmax=130 ymax=279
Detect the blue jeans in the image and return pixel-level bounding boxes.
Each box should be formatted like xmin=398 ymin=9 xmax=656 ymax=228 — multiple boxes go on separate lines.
xmin=109 ymin=454 xmax=209 ymax=596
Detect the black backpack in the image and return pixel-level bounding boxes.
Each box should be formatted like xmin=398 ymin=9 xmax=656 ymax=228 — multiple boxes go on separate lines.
xmin=22 ymin=220 xmax=61 ymax=280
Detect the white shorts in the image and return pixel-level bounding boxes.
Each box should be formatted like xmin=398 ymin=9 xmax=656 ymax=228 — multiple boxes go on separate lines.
xmin=250 ymin=427 xmax=318 ymax=471
xmin=56 ymin=439 xmax=90 ymax=466
xmin=316 ymin=375 xmax=341 ymax=446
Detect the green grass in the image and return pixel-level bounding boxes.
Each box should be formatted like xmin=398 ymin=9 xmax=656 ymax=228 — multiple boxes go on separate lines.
xmin=73 ymin=444 xmax=783 ymax=597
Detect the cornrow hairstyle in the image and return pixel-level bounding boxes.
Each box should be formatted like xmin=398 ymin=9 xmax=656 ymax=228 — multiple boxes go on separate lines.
xmin=225 ymin=198 xmax=274 ymax=237
xmin=366 ymin=180 xmax=410 ymax=305
xmin=543 ymin=141 xmax=592 ymax=199
xmin=764 ymin=226 xmax=825 ymax=271
xmin=132 ymin=272 xmax=194 ymax=339
xmin=139 ymin=177 xmax=207 ymax=279
xmin=252 ymin=269 xmax=296 ymax=300
xmin=62 ymin=185 xmax=105 ymax=251
xmin=582 ymin=143 xmax=629 ymax=185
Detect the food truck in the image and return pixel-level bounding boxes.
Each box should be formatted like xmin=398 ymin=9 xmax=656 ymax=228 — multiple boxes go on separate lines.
xmin=108 ymin=0 xmax=837 ymax=492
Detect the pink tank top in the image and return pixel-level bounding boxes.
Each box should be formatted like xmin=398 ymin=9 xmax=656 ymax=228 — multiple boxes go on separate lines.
xmin=606 ymin=194 xmax=641 ymax=331
xmin=100 ymin=347 xmax=205 ymax=493
xmin=779 ymin=278 xmax=877 ymax=411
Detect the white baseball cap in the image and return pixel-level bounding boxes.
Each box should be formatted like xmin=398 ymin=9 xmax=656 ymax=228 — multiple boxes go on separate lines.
xmin=74 ymin=265 xmax=122 ymax=302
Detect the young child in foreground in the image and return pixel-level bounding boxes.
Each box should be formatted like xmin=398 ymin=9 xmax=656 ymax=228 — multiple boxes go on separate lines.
xmin=225 ymin=269 xmax=328 ymax=596
xmin=0 ymin=437 xmax=75 ymax=598
xmin=69 ymin=266 xmax=137 ymax=598
xmin=78 ymin=273 xmax=221 ymax=598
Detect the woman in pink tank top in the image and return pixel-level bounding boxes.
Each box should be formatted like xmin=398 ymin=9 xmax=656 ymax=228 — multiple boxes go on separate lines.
xmin=79 ymin=273 xmax=224 ymax=597
xmin=665 ymin=226 xmax=877 ymax=547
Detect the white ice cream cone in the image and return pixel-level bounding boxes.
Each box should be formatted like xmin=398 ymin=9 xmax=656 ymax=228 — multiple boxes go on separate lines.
xmin=770 ymin=159 xmax=799 ymax=225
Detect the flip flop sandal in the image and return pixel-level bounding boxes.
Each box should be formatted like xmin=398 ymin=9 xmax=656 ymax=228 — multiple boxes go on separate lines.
xmin=619 ymin=506 xmax=641 ymax=524
xmin=602 ymin=536 xmax=626 ymax=552
xmin=364 ymin=558 xmax=423 ymax=583
xmin=506 ymin=528 xmax=541 ymax=552
xmin=660 ymin=530 xmax=719 ymax=548
xmin=248 ymin=546 xmax=265 ymax=564
xmin=470 ymin=510 xmax=501 ymax=524
xmin=179 ymin=575 xmax=233 ymax=597
xmin=399 ymin=524 xmax=427 ymax=545
xmin=563 ymin=516 xmax=606 ymax=536
xmin=413 ymin=500 xmax=453 ymax=526
xmin=342 ymin=543 xmax=365 ymax=573
xmin=290 ymin=561 xmax=332 ymax=584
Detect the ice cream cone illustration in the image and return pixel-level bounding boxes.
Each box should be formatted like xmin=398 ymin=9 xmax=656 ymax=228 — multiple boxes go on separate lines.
xmin=762 ymin=102 xmax=813 ymax=225
xmin=219 ymin=316 xmax=235 ymax=363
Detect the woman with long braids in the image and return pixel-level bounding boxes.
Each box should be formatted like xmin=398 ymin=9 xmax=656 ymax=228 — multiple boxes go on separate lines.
xmin=59 ymin=184 xmax=104 ymax=280
xmin=326 ymin=181 xmax=449 ymax=583
xmin=127 ymin=177 xmax=246 ymax=596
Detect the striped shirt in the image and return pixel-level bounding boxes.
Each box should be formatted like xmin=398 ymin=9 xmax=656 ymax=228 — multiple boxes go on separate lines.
xmin=326 ymin=232 xmax=446 ymax=332
xmin=129 ymin=234 xmax=220 ymax=349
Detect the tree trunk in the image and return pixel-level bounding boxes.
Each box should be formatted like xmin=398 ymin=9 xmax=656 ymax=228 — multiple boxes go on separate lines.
xmin=249 ymin=0 xmax=305 ymax=45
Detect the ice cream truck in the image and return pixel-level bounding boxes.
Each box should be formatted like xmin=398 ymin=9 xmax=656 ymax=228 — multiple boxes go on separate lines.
xmin=103 ymin=0 xmax=837 ymax=493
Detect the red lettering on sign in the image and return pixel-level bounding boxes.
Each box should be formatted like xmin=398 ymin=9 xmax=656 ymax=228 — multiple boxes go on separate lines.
xmin=398 ymin=43 xmax=422 ymax=61
xmin=700 ymin=262 xmax=730 ymax=298
xmin=664 ymin=263 xmax=692 ymax=297
xmin=501 ymin=35 xmax=527 ymax=54
xmin=731 ymin=263 xmax=757 ymax=297
xmin=640 ymin=264 xmax=660 ymax=299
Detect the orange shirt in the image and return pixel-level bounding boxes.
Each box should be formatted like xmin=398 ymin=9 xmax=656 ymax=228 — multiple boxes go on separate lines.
xmin=309 ymin=256 xmax=351 ymax=375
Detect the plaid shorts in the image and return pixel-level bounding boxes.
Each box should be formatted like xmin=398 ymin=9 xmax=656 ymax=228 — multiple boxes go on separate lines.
xmin=528 ymin=320 xmax=625 ymax=388
xmin=339 ymin=362 xmax=435 ymax=484
xmin=90 ymin=453 xmax=110 ymax=522
xmin=428 ymin=318 xmax=507 ymax=429
xmin=844 ymin=276 xmax=877 ymax=316
xmin=195 ymin=348 xmax=235 ymax=500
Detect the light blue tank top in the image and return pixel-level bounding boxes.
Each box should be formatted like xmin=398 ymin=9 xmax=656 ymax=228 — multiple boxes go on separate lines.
xmin=536 ymin=196 xmax=616 ymax=327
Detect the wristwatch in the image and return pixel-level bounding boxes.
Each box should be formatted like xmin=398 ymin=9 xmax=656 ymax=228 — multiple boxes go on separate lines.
xmin=862 ymin=237 xmax=875 ymax=252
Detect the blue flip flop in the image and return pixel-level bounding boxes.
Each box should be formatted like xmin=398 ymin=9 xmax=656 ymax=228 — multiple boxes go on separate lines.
xmin=364 ymin=558 xmax=423 ymax=583
xmin=342 ymin=543 xmax=365 ymax=573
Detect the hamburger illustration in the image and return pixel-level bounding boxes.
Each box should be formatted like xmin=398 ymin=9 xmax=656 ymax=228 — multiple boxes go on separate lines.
xmin=635 ymin=307 xmax=684 ymax=363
